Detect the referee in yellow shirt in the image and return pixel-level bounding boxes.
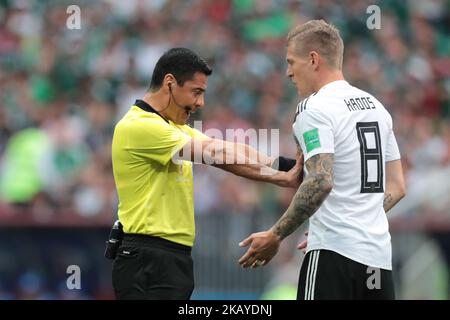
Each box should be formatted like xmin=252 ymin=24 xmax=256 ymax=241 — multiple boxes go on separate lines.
xmin=110 ymin=48 xmax=301 ymax=300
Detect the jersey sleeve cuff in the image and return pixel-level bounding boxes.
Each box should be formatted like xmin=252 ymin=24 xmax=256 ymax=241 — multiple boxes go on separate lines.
xmin=304 ymin=148 xmax=335 ymax=162
xmin=166 ymin=135 xmax=192 ymax=165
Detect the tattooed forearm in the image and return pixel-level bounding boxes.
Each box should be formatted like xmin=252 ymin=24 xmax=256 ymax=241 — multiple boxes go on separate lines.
xmin=383 ymin=193 xmax=393 ymax=212
xmin=383 ymin=191 xmax=405 ymax=213
xmin=271 ymin=153 xmax=334 ymax=240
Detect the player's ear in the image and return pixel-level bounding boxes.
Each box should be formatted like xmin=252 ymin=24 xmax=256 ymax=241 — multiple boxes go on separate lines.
xmin=310 ymin=51 xmax=320 ymax=70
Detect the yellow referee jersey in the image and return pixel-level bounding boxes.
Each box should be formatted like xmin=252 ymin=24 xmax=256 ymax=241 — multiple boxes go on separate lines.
xmin=111 ymin=100 xmax=207 ymax=247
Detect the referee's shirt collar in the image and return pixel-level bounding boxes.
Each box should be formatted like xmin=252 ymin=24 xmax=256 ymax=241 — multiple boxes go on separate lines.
xmin=134 ymin=99 xmax=169 ymax=124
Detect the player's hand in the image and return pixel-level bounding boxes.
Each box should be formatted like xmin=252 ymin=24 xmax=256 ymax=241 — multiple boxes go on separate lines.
xmin=297 ymin=231 xmax=308 ymax=254
xmin=238 ymin=230 xmax=281 ymax=268
xmin=283 ymin=152 xmax=304 ymax=188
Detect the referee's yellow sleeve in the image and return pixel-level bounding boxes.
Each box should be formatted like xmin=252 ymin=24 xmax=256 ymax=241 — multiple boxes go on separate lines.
xmin=126 ymin=117 xmax=191 ymax=165
xmin=182 ymin=126 xmax=210 ymax=141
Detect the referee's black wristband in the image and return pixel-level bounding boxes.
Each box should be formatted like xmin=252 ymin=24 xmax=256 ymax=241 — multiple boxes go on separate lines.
xmin=272 ymin=156 xmax=296 ymax=172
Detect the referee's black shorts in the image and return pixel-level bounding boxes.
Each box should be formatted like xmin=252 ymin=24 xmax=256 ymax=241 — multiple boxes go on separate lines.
xmin=297 ymin=249 xmax=395 ymax=300
xmin=112 ymin=234 xmax=194 ymax=300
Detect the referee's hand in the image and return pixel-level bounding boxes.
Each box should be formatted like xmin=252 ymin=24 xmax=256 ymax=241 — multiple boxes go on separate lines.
xmin=238 ymin=230 xmax=281 ymax=268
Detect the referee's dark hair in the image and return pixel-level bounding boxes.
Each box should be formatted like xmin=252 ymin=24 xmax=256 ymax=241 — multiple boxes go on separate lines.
xmin=149 ymin=48 xmax=212 ymax=91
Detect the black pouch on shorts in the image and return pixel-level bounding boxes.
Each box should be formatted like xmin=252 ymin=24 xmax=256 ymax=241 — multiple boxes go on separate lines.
xmin=104 ymin=220 xmax=124 ymax=259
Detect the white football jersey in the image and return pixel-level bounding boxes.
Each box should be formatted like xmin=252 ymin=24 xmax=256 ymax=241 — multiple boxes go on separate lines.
xmin=292 ymin=80 xmax=401 ymax=270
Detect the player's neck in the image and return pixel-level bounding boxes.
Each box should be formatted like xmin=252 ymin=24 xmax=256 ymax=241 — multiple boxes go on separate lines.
xmin=142 ymin=92 xmax=175 ymax=122
xmin=314 ymin=70 xmax=345 ymax=93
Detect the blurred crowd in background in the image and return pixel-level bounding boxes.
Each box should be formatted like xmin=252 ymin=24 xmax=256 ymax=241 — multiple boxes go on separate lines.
xmin=0 ymin=0 xmax=449 ymax=299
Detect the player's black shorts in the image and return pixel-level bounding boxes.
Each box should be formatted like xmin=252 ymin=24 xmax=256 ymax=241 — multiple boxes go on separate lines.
xmin=112 ymin=234 xmax=194 ymax=300
xmin=297 ymin=249 xmax=395 ymax=300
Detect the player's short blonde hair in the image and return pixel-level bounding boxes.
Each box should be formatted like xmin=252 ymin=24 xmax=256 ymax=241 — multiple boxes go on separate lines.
xmin=287 ymin=20 xmax=344 ymax=70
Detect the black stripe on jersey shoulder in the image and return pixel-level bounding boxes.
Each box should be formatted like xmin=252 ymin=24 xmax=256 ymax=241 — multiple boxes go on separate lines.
xmin=293 ymin=95 xmax=312 ymax=123
xmin=134 ymin=99 xmax=169 ymax=124
xmin=302 ymin=96 xmax=311 ymax=111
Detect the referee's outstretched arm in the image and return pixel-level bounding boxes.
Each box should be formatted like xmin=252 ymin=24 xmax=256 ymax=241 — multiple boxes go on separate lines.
xmin=176 ymin=137 xmax=303 ymax=189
